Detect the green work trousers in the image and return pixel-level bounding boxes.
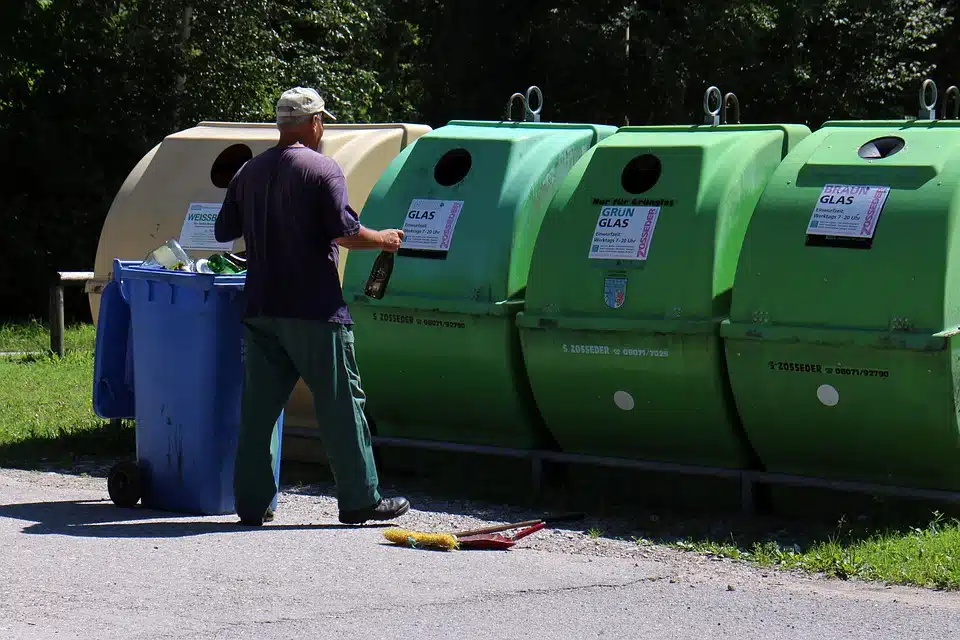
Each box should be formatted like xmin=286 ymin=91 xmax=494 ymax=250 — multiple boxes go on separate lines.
xmin=234 ymin=317 xmax=381 ymax=522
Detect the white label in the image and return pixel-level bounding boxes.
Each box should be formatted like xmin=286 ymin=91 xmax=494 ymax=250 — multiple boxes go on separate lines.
xmin=179 ymin=202 xmax=235 ymax=251
xmin=588 ymin=206 xmax=660 ymax=260
xmin=806 ymin=184 xmax=891 ymax=239
xmin=400 ymin=199 xmax=464 ymax=251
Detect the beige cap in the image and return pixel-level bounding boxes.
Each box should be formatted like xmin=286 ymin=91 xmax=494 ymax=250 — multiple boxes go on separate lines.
xmin=275 ymin=87 xmax=337 ymax=122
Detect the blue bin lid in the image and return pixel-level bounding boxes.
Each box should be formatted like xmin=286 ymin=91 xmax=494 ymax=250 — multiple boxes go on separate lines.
xmin=113 ymin=258 xmax=245 ymax=291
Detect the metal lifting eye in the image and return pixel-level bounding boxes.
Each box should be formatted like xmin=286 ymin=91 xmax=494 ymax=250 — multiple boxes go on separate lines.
xmin=504 ymin=86 xmax=544 ymax=123
xmin=944 ymin=86 xmax=960 ymax=121
xmin=703 ymin=86 xmax=722 ymax=125
xmin=505 ymin=93 xmax=525 ymax=122
xmin=723 ymin=92 xmax=740 ymax=125
xmin=919 ymin=78 xmax=938 ymax=121
xmin=524 ymin=86 xmax=543 ymax=122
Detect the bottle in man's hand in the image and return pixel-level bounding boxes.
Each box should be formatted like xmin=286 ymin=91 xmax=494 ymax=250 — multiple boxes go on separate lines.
xmin=364 ymin=251 xmax=395 ymax=299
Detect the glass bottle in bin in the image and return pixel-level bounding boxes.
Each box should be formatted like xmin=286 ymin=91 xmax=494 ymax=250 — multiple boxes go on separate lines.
xmin=141 ymin=239 xmax=192 ymax=271
xmin=207 ymin=253 xmax=244 ymax=274
xmin=227 ymin=252 xmax=247 ymax=268
xmin=364 ymin=251 xmax=394 ymax=299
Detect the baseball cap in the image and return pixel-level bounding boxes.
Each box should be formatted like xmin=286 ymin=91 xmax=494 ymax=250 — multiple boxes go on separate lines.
xmin=275 ymin=87 xmax=337 ymax=122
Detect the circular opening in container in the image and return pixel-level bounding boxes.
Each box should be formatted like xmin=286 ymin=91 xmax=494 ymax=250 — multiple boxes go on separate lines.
xmin=211 ymin=143 xmax=254 ymax=188
xmin=621 ymin=154 xmax=662 ymax=194
xmin=858 ymin=136 xmax=905 ymax=160
xmin=434 ymin=148 xmax=472 ymax=186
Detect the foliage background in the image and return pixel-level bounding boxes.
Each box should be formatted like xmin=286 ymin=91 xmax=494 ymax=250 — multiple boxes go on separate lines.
xmin=1 ymin=0 xmax=956 ymax=321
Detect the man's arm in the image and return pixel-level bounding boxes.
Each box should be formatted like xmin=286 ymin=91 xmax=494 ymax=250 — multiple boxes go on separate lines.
xmin=318 ymin=164 xmax=404 ymax=252
xmin=214 ymin=179 xmax=243 ymax=243
xmin=337 ymin=225 xmax=404 ymax=251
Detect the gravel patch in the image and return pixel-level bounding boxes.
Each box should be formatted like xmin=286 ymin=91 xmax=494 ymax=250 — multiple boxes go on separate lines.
xmin=0 ymin=462 xmax=801 ymax=577
xmin=2 ymin=463 xmax=687 ymax=563
xmin=7 ymin=465 xmax=960 ymax=640
xmin=5 ymin=464 xmax=960 ymax=605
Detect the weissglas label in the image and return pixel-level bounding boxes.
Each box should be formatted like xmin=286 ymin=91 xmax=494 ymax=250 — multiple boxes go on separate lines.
xmin=588 ymin=206 xmax=660 ymax=260
xmin=806 ymin=184 xmax=891 ymax=239
xmin=179 ymin=202 xmax=234 ymax=251
xmin=401 ymin=199 xmax=464 ymax=251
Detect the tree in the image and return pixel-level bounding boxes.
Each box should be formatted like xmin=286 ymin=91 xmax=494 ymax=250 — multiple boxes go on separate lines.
xmin=0 ymin=0 xmax=955 ymax=320
xmin=726 ymin=0 xmax=949 ymax=126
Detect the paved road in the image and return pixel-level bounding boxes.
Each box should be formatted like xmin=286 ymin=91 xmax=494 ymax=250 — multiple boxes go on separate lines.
xmin=2 ymin=469 xmax=959 ymax=640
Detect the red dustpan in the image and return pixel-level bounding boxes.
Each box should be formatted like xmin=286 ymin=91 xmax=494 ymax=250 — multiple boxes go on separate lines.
xmin=456 ymin=521 xmax=547 ymax=550
xmin=383 ymin=513 xmax=584 ymax=551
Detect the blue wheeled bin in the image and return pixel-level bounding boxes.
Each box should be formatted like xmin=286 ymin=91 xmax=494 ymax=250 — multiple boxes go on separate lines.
xmin=93 ymin=258 xmax=283 ymax=516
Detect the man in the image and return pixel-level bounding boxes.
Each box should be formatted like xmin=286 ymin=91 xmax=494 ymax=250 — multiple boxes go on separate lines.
xmin=214 ymin=86 xmax=410 ymax=526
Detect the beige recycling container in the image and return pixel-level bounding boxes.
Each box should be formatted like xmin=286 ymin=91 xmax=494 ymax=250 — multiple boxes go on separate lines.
xmin=89 ymin=120 xmax=431 ymax=436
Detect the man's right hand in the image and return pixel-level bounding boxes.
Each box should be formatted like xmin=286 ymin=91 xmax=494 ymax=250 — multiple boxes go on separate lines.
xmin=378 ymin=229 xmax=405 ymax=253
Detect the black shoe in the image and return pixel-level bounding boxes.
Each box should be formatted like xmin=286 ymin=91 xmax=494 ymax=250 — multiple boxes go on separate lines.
xmin=239 ymin=508 xmax=274 ymax=527
xmin=339 ymin=497 xmax=410 ymax=525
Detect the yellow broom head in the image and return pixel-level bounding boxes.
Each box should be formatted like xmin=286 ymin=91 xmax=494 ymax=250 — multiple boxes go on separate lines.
xmin=383 ymin=527 xmax=459 ymax=551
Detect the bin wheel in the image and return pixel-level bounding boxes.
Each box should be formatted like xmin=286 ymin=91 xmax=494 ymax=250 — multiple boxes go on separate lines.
xmin=108 ymin=460 xmax=142 ymax=508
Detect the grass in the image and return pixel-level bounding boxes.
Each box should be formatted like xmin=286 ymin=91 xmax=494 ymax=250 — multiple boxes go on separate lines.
xmin=0 ymin=319 xmax=96 ymax=354
xmin=3 ymin=322 xmax=960 ymax=590
xmin=0 ymin=322 xmax=133 ymax=465
xmin=667 ymin=511 xmax=960 ymax=590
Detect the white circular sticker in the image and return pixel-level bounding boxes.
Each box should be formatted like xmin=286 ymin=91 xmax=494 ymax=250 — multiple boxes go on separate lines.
xmin=817 ymin=384 xmax=839 ymax=407
xmin=614 ymin=391 xmax=635 ymax=411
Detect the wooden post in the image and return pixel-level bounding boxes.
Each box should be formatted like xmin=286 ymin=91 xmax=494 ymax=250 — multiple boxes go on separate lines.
xmin=49 ymin=284 xmax=65 ymax=358
xmin=48 ymin=271 xmax=96 ymax=358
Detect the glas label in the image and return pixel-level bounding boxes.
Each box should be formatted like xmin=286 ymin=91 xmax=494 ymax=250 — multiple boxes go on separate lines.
xmin=806 ymin=184 xmax=891 ymax=239
xmin=401 ymin=199 xmax=464 ymax=251
xmin=588 ymin=206 xmax=660 ymax=260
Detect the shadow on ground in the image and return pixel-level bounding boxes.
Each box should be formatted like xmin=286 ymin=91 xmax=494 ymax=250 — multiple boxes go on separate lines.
xmin=4 ymin=437 xmax=960 ymax=558
xmin=0 ymin=498 xmax=394 ymax=539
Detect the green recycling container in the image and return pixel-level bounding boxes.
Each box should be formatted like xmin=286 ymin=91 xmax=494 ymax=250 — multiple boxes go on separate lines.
xmin=342 ymin=119 xmax=616 ymax=448
xmin=516 ymin=122 xmax=810 ymax=466
xmin=721 ymin=118 xmax=960 ymax=490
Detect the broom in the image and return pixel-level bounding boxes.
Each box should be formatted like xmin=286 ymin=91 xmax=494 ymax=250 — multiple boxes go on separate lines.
xmin=383 ymin=513 xmax=585 ymax=551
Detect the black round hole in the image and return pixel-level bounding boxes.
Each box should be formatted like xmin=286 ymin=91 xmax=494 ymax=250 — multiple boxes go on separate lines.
xmin=434 ymin=148 xmax=472 ymax=186
xmin=211 ymin=143 xmax=254 ymax=188
xmin=858 ymin=136 xmax=905 ymax=160
xmin=621 ymin=154 xmax=662 ymax=194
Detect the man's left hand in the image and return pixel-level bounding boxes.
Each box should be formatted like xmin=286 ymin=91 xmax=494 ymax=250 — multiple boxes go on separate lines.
xmin=378 ymin=229 xmax=405 ymax=252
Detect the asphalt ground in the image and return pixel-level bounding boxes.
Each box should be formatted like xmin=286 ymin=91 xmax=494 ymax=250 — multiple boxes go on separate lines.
xmin=2 ymin=468 xmax=959 ymax=640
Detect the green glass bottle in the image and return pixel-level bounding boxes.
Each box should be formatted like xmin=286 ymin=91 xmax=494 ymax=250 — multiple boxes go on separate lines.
xmin=364 ymin=251 xmax=395 ymax=299
xmin=208 ymin=254 xmax=241 ymax=274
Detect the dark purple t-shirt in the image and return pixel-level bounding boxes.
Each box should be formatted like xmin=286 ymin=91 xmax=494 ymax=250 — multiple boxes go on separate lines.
xmin=213 ymin=145 xmax=360 ymax=324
